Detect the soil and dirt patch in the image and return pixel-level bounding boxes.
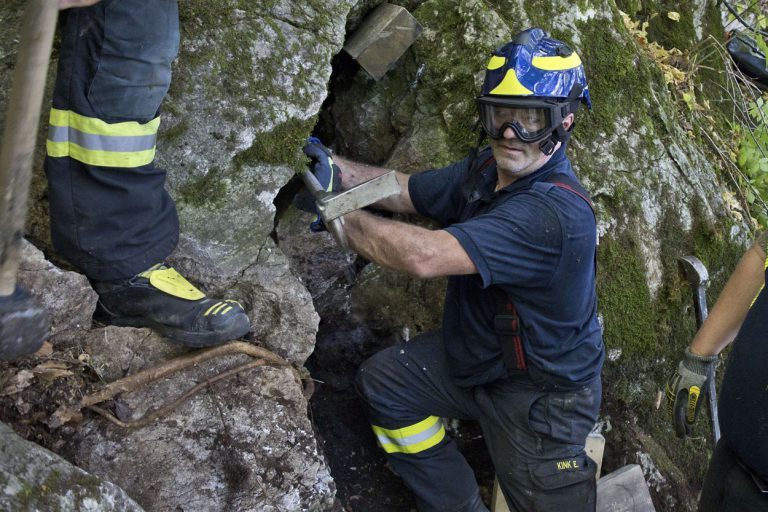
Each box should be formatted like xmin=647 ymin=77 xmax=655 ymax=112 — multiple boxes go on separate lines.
xmin=0 ymin=344 xmax=97 ymax=455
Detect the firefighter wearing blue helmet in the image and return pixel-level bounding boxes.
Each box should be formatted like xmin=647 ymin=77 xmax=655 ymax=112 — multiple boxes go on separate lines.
xmin=302 ymin=27 xmax=603 ymax=511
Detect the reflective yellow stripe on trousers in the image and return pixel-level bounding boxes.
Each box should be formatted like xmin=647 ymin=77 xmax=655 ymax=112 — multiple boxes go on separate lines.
xmin=371 ymin=416 xmax=446 ymax=454
xmin=46 ymin=108 xmax=160 ymax=168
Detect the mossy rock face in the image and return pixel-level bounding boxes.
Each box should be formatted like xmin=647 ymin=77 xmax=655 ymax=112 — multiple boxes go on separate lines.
xmin=158 ymin=1 xmax=355 ymax=276
xmin=153 ymin=1 xmax=356 ymax=362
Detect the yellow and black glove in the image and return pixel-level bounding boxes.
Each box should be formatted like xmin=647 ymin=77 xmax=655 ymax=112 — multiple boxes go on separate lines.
xmin=666 ymin=347 xmax=718 ymax=438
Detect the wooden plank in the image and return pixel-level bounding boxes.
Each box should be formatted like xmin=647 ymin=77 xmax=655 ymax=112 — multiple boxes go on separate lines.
xmin=586 ymin=432 xmax=606 ymax=479
xmin=491 ymin=476 xmax=506 ymax=512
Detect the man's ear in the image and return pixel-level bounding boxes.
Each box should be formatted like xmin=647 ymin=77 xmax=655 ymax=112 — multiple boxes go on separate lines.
xmin=563 ymin=113 xmax=575 ymax=131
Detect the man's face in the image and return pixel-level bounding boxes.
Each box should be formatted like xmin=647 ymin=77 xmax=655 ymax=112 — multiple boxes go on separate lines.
xmin=489 ymin=113 xmax=573 ymax=182
xmin=489 ymin=127 xmax=553 ymax=180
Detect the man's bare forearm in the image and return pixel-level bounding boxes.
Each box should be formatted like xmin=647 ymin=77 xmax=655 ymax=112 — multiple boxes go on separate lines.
xmin=343 ymin=210 xmax=476 ymax=278
xmin=690 ymin=238 xmax=766 ymax=356
xmin=334 ymin=156 xmax=416 ymax=214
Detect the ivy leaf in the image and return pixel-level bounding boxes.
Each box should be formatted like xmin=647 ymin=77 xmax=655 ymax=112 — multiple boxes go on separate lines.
xmin=683 ymin=92 xmax=694 ymax=110
xmin=738 ymin=149 xmax=748 ymax=168
xmin=667 ymin=12 xmax=680 ymax=21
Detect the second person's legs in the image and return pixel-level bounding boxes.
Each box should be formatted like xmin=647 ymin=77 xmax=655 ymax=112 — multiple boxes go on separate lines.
xmin=46 ymin=0 xmax=180 ymax=280
xmin=44 ymin=0 xmax=249 ymax=346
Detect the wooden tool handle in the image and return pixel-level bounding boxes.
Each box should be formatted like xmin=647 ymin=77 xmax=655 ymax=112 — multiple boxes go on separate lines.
xmin=0 ymin=0 xmax=59 ymax=295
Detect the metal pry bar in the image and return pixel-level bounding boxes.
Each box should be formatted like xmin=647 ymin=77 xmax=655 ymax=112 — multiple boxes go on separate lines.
xmin=678 ymin=255 xmax=720 ymax=447
xmin=316 ymin=170 xmax=399 ymax=221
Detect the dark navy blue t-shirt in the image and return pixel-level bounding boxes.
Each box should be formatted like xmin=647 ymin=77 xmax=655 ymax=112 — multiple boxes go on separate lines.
xmin=408 ymin=146 xmax=604 ymax=389
xmin=718 ymin=263 xmax=768 ymax=482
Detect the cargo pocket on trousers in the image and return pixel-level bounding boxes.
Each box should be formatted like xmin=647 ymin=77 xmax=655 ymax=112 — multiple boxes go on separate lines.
xmin=528 ymin=454 xmax=596 ymax=507
xmin=87 ymin=0 xmax=180 ymax=121
xmin=529 ymin=386 xmax=599 ymax=445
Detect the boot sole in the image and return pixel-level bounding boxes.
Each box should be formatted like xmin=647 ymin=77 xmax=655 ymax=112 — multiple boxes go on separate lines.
xmin=94 ymin=309 xmax=250 ymax=348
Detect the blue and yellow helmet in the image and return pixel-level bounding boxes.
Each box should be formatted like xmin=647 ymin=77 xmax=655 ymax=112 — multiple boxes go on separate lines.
xmin=477 ymin=28 xmax=591 ymax=154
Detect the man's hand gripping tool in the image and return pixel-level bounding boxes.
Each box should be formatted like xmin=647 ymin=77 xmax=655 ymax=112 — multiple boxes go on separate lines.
xmin=298 ymin=166 xmax=399 ymax=250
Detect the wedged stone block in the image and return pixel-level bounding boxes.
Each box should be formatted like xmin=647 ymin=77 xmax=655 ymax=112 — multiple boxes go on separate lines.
xmin=344 ymin=3 xmax=423 ymax=80
xmin=596 ymin=464 xmax=655 ymax=512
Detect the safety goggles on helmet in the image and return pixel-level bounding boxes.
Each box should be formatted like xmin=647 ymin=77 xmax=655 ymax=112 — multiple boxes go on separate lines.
xmin=476 ymin=96 xmax=569 ymax=143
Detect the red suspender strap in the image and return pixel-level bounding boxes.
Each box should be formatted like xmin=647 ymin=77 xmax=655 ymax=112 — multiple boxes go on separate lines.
xmin=494 ymin=293 xmax=528 ymax=373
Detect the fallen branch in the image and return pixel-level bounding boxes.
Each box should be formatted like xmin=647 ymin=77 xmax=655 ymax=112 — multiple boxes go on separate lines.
xmin=49 ymin=341 xmax=298 ymax=429
xmin=86 ymin=359 xmax=268 ymax=429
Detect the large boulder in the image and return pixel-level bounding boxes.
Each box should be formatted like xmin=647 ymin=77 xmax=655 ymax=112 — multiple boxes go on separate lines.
xmin=74 ymin=326 xmax=337 ymax=512
xmin=152 ymin=1 xmax=355 ymax=367
xmin=0 ymin=421 xmax=144 ymax=511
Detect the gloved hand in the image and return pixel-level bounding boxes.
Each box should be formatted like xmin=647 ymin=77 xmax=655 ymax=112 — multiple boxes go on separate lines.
xmin=303 ymin=137 xmax=342 ymax=193
xmin=666 ymin=346 xmax=719 ymax=438
xmin=296 ymin=137 xmax=342 ymax=232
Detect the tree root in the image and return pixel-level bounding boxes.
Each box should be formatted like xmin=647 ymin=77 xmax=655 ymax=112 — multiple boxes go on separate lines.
xmin=48 ymin=341 xmax=299 ymax=429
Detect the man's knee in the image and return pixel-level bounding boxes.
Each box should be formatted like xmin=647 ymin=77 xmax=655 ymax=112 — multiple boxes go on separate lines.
xmin=355 ymin=346 xmax=400 ymax=403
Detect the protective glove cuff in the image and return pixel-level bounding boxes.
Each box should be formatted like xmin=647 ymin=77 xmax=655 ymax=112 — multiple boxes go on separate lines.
xmin=681 ymin=346 xmax=719 ymax=376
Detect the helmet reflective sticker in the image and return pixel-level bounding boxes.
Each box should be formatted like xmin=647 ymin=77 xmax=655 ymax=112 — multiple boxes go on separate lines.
xmin=488 ymin=69 xmax=534 ymax=96
xmin=531 ymin=53 xmax=582 ymax=71
xmin=486 ymin=55 xmax=506 ymax=70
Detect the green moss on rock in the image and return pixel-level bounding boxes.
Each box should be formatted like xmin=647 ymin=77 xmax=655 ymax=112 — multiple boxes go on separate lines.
xmin=646 ymin=0 xmax=698 ymax=50
xmin=161 ymin=118 xmax=190 ymax=144
xmin=234 ymin=116 xmax=316 ymax=170
xmin=690 ymin=199 xmax=748 ymax=290
xmin=178 ymin=166 xmax=228 ymax=208
xmin=598 ymin=235 xmax=658 ymax=357
xmin=576 ymin=18 xmax=663 ymax=141
xmin=412 ymin=0 xmax=503 ymax=163
xmin=14 ymin=467 xmax=109 ymax=511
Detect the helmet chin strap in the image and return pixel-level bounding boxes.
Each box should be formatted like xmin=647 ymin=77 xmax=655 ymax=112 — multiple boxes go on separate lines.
xmin=538 ymin=113 xmax=572 ymax=156
xmin=539 ymin=138 xmax=557 ymax=156
xmin=538 ymin=83 xmax=584 ymax=156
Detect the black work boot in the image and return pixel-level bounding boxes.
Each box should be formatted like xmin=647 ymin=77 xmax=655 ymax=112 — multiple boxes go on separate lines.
xmin=92 ymin=264 xmax=250 ymax=347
